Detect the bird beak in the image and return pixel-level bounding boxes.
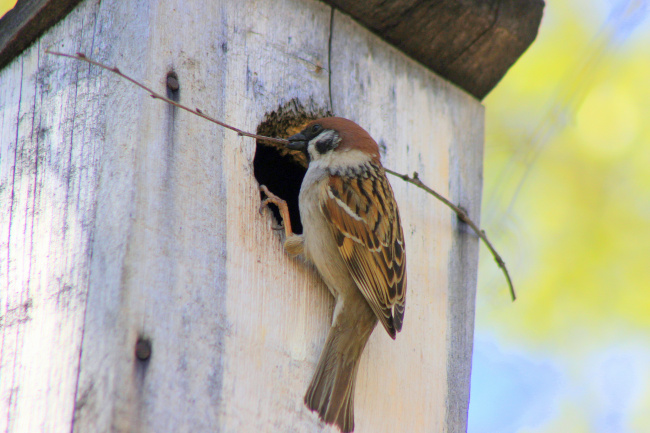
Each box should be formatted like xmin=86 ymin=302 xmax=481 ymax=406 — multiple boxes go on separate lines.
xmin=287 ymin=132 xmax=307 ymax=151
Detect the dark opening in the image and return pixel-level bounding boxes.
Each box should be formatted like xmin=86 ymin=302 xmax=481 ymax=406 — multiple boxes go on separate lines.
xmin=254 ymin=144 xmax=305 ymax=233
xmin=252 ymin=100 xmax=331 ymax=235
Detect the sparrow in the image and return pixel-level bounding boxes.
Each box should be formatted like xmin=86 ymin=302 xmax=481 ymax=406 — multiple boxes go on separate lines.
xmin=260 ymin=117 xmax=406 ymax=432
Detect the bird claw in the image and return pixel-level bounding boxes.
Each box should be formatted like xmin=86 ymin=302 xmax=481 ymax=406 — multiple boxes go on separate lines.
xmin=259 ymin=185 xmax=287 ymax=211
xmin=259 ymin=185 xmax=293 ymax=237
xmin=259 ymin=198 xmax=270 ymax=215
xmin=260 ymin=186 xmax=275 ymax=213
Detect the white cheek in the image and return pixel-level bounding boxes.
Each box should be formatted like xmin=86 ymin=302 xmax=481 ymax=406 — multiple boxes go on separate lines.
xmin=309 ymin=149 xmax=373 ymax=171
xmin=307 ymin=130 xmax=340 ymax=161
xmin=307 ymin=143 xmax=320 ymax=161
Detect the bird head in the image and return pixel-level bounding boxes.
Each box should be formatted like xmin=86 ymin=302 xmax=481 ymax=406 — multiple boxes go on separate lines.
xmin=287 ymin=117 xmax=380 ymax=167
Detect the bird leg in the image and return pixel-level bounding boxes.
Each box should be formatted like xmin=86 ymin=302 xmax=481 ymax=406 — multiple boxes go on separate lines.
xmin=259 ymin=185 xmax=305 ymax=257
xmin=259 ymin=185 xmax=293 ymax=237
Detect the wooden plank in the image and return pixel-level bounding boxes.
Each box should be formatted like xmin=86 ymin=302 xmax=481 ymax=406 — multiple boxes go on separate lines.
xmin=0 ymin=1 xmax=103 ymax=431
xmin=445 ymin=69 xmax=485 ymax=433
xmin=0 ymin=40 xmax=25 ymax=433
xmin=329 ymin=10 xmax=483 ymax=431
xmin=67 ymin=0 xmax=334 ymax=431
xmin=0 ymin=0 xmax=543 ymax=99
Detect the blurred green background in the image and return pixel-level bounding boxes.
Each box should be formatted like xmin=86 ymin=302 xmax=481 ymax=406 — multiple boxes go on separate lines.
xmin=470 ymin=1 xmax=650 ymax=432
xmin=2 ymin=0 xmax=648 ymax=431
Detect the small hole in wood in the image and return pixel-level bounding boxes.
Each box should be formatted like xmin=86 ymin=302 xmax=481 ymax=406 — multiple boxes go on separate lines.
xmin=253 ymin=101 xmax=331 ymax=235
xmin=166 ymin=71 xmax=179 ymax=93
xmin=135 ymin=337 xmax=152 ymax=361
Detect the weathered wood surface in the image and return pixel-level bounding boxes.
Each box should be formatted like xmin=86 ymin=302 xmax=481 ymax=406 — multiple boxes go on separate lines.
xmin=0 ymin=0 xmax=544 ymax=99
xmin=0 ymin=0 xmax=483 ymax=432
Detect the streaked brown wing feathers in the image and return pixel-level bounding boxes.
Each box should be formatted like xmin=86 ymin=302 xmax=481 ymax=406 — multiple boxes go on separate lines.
xmin=321 ymin=165 xmax=406 ymax=338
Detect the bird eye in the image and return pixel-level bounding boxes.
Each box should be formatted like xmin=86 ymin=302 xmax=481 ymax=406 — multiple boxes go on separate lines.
xmin=312 ymin=124 xmax=322 ymax=134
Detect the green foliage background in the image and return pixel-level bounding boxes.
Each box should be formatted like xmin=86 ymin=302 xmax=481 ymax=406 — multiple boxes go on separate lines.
xmin=473 ymin=1 xmax=650 ymax=431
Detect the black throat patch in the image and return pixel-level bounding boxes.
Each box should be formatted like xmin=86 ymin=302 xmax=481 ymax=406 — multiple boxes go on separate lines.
xmin=314 ymin=130 xmax=339 ymax=155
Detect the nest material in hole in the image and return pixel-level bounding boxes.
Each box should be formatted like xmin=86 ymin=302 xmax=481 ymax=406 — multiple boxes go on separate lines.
xmin=256 ymin=99 xmax=332 ymax=167
xmin=254 ymin=99 xmax=332 ymax=234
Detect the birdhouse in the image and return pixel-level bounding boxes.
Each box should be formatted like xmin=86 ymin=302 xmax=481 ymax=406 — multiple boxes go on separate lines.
xmin=0 ymin=0 xmax=542 ymax=432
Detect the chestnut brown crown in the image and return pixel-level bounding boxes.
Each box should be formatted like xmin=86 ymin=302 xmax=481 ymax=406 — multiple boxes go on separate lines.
xmin=287 ymin=117 xmax=380 ymax=162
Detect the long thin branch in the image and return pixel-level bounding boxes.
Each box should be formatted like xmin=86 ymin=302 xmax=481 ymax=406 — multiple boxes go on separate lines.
xmin=45 ymin=50 xmax=288 ymax=146
xmin=384 ymin=168 xmax=515 ymax=301
xmin=46 ymin=49 xmax=515 ymax=301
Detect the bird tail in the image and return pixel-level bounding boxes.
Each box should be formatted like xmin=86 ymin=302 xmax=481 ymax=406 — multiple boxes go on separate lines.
xmin=304 ymin=314 xmax=377 ymax=433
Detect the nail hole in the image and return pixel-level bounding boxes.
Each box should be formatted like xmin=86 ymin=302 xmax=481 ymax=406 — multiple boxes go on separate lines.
xmin=135 ymin=337 xmax=152 ymax=361
xmin=166 ymin=71 xmax=179 ymax=92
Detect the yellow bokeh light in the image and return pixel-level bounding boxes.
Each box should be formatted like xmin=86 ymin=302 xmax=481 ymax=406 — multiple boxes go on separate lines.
xmin=0 ymin=0 xmax=18 ymax=18
xmin=575 ymin=84 xmax=639 ymax=158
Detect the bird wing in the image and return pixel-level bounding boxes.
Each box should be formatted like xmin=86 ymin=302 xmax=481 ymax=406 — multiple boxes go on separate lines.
xmin=320 ymin=164 xmax=407 ymax=339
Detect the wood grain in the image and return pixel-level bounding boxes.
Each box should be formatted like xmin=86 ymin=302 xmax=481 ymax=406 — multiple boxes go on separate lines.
xmin=0 ymin=2 xmax=103 ymax=431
